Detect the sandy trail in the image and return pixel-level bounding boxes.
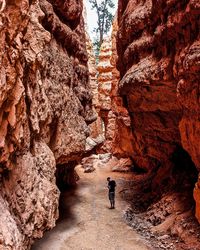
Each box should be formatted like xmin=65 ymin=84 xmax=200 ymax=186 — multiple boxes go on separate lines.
xmin=32 ymin=165 xmax=151 ymax=250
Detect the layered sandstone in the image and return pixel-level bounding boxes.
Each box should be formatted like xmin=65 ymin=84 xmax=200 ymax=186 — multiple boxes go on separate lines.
xmin=97 ymin=20 xmax=134 ymax=170
xmin=85 ymin=34 xmax=104 ymax=152
xmin=97 ymin=37 xmax=113 ymax=152
xmin=97 ymin=34 xmax=134 ymax=157
xmin=0 ymin=0 xmax=95 ymax=248
xmin=98 ymin=37 xmax=113 ymax=112
xmin=110 ymin=16 xmax=134 ymax=159
xmin=117 ymin=0 xmax=200 ymax=220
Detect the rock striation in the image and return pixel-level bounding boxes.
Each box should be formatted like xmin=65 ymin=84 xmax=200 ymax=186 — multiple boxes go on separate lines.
xmin=97 ymin=37 xmax=113 ymax=153
xmin=110 ymin=16 xmax=134 ymax=159
xmin=97 ymin=22 xmax=134 ymax=169
xmin=0 ymin=0 xmax=95 ymax=248
xmin=85 ymin=33 xmax=104 ymax=153
xmin=117 ymin=0 xmax=200 ymax=220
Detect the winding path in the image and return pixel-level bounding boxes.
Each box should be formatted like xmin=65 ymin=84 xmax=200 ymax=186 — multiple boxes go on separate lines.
xmin=32 ymin=165 xmax=151 ymax=250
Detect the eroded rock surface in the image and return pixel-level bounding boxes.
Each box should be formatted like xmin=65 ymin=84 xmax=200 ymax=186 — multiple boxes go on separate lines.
xmin=97 ymin=37 xmax=113 ymax=153
xmin=0 ymin=0 xmax=94 ymax=248
xmin=97 ymin=21 xmax=133 ymax=169
xmin=85 ymin=33 xmax=104 ymax=153
xmin=110 ymin=16 xmax=134 ymax=159
xmin=117 ymin=0 xmax=200 ymax=218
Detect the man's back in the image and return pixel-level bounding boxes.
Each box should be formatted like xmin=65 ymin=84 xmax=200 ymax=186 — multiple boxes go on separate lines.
xmin=108 ymin=180 xmax=116 ymax=192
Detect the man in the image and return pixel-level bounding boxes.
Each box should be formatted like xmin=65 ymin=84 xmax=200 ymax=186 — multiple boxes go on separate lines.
xmin=107 ymin=177 xmax=116 ymax=209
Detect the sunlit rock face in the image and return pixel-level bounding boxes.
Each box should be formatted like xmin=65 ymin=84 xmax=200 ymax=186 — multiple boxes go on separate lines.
xmin=85 ymin=33 xmax=104 ymax=152
xmin=0 ymin=0 xmax=95 ymax=248
xmin=117 ymin=0 xmax=200 ymax=220
xmin=97 ymin=20 xmax=134 ymax=170
xmin=97 ymin=37 xmax=113 ymax=153
xmin=98 ymin=37 xmax=113 ymax=113
xmin=110 ymin=16 xmax=134 ymax=159
xmin=86 ymin=35 xmax=99 ymax=110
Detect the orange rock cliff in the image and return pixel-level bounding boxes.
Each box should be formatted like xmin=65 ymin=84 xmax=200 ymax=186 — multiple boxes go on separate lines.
xmin=116 ymin=0 xmax=200 ymax=221
xmin=0 ymin=0 xmax=95 ymax=248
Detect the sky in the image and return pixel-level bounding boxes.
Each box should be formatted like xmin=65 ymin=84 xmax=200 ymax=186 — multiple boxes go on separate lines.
xmin=84 ymin=0 xmax=118 ymax=41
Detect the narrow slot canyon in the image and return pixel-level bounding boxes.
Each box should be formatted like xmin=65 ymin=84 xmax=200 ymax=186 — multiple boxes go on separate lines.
xmin=32 ymin=164 xmax=150 ymax=250
xmin=0 ymin=0 xmax=200 ymax=250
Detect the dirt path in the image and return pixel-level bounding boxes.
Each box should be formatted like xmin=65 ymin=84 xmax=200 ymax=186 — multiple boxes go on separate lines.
xmin=32 ymin=165 xmax=152 ymax=250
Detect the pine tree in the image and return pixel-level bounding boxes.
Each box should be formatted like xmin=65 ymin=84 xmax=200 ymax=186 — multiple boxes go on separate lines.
xmin=89 ymin=0 xmax=115 ymax=56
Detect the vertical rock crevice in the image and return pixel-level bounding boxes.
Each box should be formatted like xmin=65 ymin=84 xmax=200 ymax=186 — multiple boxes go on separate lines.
xmin=97 ymin=16 xmax=134 ymax=172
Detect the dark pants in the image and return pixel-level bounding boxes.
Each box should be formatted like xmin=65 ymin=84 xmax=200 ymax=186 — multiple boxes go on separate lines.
xmin=108 ymin=192 xmax=115 ymax=208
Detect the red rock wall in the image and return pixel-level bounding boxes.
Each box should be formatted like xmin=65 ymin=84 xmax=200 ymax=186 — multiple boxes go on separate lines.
xmin=110 ymin=16 xmax=134 ymax=159
xmin=97 ymin=18 xmax=134 ymax=171
xmin=97 ymin=29 xmax=134 ymax=158
xmin=117 ymin=0 xmax=200 ymax=218
xmin=97 ymin=37 xmax=113 ymax=152
xmin=85 ymin=33 xmax=105 ymax=152
xmin=0 ymin=0 xmax=95 ymax=248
